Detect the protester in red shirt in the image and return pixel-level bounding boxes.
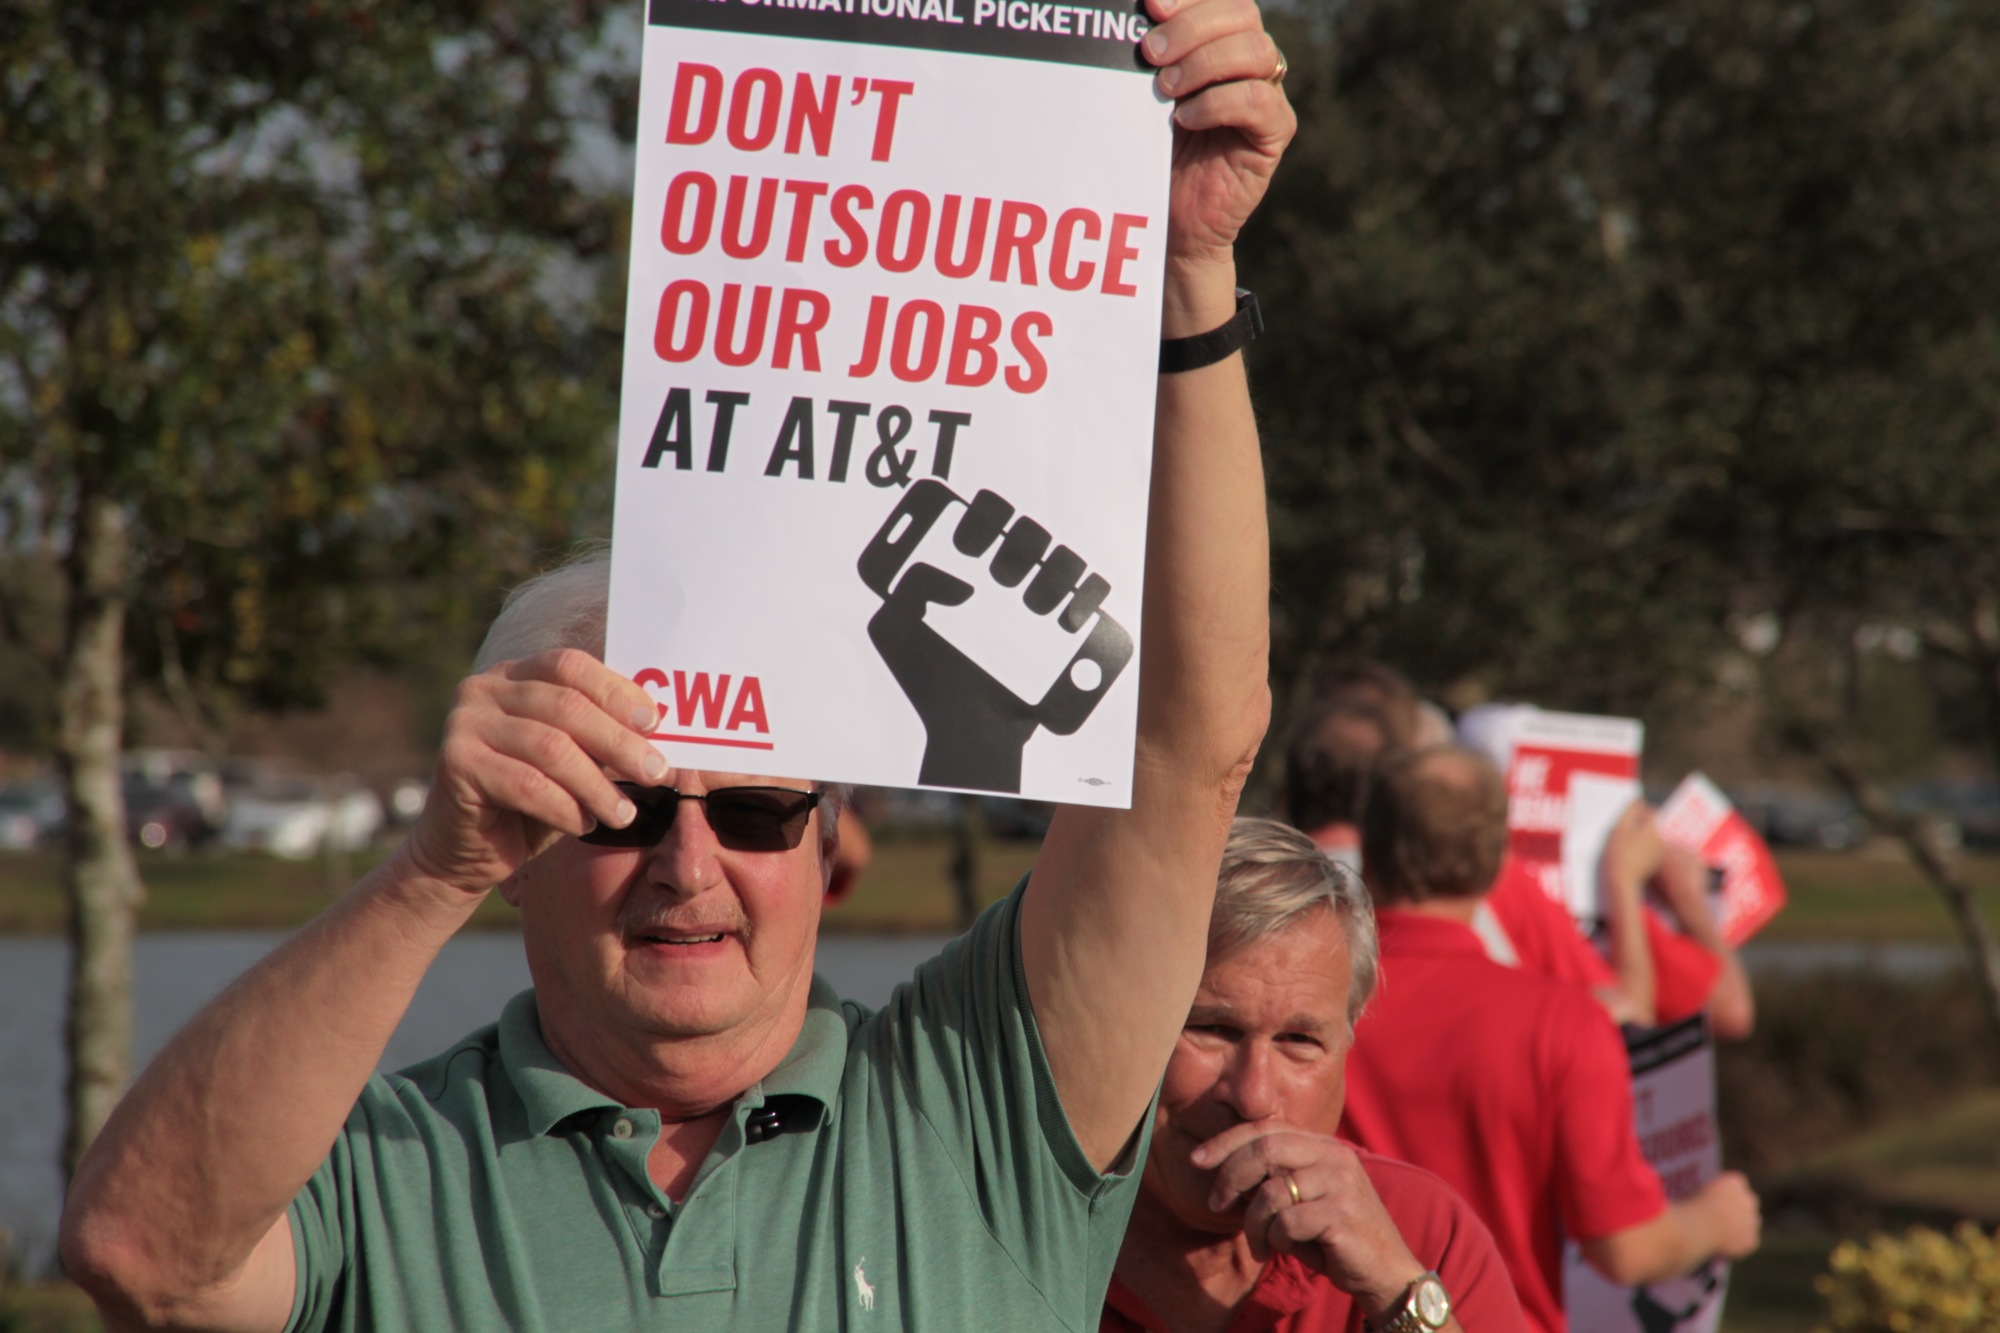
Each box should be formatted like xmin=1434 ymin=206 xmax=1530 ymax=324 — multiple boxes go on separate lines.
xmin=1282 ymin=699 xmax=1396 ymax=874
xmin=1340 ymin=748 xmax=1761 ymax=1333
xmin=1105 ymin=818 xmax=1526 ymax=1333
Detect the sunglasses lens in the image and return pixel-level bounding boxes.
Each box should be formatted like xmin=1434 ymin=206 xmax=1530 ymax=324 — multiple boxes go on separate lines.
xmin=575 ymin=784 xmax=816 ymax=852
xmin=578 ymin=782 xmax=676 ymax=847
xmin=707 ymin=789 xmax=817 ymax=852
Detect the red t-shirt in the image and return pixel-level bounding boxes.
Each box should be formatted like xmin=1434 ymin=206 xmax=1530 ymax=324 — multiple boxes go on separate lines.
xmin=1646 ymin=916 xmax=1722 ymax=1025
xmin=1487 ymin=856 xmax=1722 ymax=1025
xmin=1339 ymin=911 xmax=1667 ymax=1333
xmin=1101 ymin=1149 xmax=1526 ymax=1333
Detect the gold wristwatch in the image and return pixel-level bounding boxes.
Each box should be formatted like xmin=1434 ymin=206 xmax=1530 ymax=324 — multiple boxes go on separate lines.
xmin=1370 ymin=1271 xmax=1452 ymax=1333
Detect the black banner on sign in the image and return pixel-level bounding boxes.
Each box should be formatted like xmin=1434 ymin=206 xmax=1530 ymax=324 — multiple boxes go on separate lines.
xmin=648 ymin=0 xmax=1153 ymax=72
xmin=1623 ymin=1013 xmax=1709 ymax=1077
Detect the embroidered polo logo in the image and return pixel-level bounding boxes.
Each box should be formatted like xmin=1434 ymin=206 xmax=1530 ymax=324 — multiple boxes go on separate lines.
xmin=853 ymin=1257 xmax=876 ymax=1311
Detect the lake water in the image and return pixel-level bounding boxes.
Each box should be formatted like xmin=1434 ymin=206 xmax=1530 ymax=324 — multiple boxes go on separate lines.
xmin=0 ymin=930 xmax=949 ymax=1277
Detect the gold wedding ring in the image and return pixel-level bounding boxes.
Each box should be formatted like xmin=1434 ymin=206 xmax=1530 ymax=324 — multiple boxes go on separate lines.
xmin=1266 ymin=48 xmax=1289 ymax=87
xmin=1284 ymin=1171 xmax=1303 ymax=1207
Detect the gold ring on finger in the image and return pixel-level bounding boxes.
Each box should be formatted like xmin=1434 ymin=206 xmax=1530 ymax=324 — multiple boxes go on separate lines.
xmin=1284 ymin=1170 xmax=1303 ymax=1207
xmin=1265 ymin=48 xmax=1289 ymax=87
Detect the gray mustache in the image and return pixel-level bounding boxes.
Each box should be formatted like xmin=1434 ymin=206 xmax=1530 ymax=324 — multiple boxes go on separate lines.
xmin=617 ymin=904 xmax=748 ymax=938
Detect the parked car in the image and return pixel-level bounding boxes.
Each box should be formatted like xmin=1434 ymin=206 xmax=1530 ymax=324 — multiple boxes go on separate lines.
xmin=124 ymin=749 xmax=228 ymax=826
xmin=1895 ymin=778 xmax=2000 ymax=850
xmin=124 ymin=771 xmax=224 ymax=851
xmin=224 ymin=776 xmax=384 ymax=859
xmin=1727 ymin=782 xmax=1871 ymax=851
xmin=0 ymin=779 xmax=64 ymax=850
xmin=387 ymin=777 xmax=428 ymax=824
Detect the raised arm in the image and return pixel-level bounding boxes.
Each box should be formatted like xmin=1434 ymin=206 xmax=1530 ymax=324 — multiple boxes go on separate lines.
xmin=1023 ymin=0 xmax=1292 ymax=1170
xmin=58 ymin=652 xmax=661 ymax=1332
xmin=1651 ymin=842 xmax=1755 ymax=1039
xmin=1599 ymin=801 xmax=1663 ymax=1026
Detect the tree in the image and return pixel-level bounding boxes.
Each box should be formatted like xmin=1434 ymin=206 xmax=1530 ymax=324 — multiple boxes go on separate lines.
xmin=1242 ymin=0 xmax=1746 ymax=742
xmin=1239 ymin=0 xmax=2000 ymax=1033
xmin=0 ymin=0 xmax=634 ymax=1178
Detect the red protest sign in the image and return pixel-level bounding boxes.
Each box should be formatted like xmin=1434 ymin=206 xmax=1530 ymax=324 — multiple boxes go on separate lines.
xmin=1656 ymin=773 xmax=1788 ymax=945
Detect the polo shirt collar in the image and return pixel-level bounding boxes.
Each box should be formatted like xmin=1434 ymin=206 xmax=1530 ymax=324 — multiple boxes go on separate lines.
xmin=496 ymin=979 xmax=850 ymax=1138
xmin=1104 ymin=1254 xmax=1326 ymax=1333
xmin=1374 ymin=907 xmax=1490 ymax=959
xmin=755 ymin=975 xmax=849 ymax=1118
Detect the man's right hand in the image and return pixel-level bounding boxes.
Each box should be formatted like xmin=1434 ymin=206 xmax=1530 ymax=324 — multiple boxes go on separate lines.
xmin=1585 ymin=1169 xmax=1762 ymax=1286
xmin=1688 ymin=1171 xmax=1762 ymax=1261
xmin=1196 ymin=1121 xmax=1430 ymax=1326
xmin=403 ymin=650 xmax=665 ymax=894
xmin=60 ymin=646 xmax=666 ymax=1333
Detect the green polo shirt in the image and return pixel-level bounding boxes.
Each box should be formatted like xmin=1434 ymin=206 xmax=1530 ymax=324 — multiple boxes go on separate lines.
xmin=287 ymin=884 xmax=1148 ymax=1331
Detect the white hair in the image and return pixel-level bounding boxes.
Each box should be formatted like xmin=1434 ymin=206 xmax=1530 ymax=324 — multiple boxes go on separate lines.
xmin=1211 ymin=816 xmax=1380 ymax=1027
xmin=475 ymin=547 xmax=847 ymax=850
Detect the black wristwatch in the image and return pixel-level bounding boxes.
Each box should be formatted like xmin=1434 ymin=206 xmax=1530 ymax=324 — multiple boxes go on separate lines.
xmin=1158 ymin=288 xmax=1262 ymax=373
xmin=1369 ymin=1271 xmax=1452 ymax=1333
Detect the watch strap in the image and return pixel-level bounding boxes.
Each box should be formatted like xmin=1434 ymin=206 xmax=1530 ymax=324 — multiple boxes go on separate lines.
xmin=1158 ymin=288 xmax=1262 ymax=373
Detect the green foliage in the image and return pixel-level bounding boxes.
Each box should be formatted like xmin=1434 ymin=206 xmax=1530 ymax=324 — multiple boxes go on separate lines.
xmin=0 ymin=0 xmax=635 ymax=729
xmin=1816 ymin=1223 xmax=2000 ymax=1332
xmin=1243 ymin=0 xmax=2000 ymax=749
xmin=1717 ymin=970 xmax=2000 ymax=1180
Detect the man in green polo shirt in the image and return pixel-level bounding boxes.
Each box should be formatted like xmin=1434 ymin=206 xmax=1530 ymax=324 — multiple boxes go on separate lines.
xmin=60 ymin=1 xmax=1292 ymax=1326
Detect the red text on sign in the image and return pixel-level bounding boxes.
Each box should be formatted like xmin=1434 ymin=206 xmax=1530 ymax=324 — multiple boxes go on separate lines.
xmin=635 ymin=668 xmax=774 ymax=750
xmin=660 ymin=172 xmax=1146 ymax=297
xmin=652 ymin=281 xmax=1051 ymax=393
xmin=666 ymin=63 xmax=913 ymax=163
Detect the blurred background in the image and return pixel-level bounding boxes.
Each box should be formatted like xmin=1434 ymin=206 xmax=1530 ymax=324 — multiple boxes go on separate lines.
xmin=6 ymin=1 xmax=2000 ymax=1328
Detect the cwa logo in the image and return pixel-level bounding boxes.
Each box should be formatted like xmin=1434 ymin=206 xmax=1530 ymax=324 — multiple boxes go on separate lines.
xmin=635 ymin=668 xmax=774 ymax=751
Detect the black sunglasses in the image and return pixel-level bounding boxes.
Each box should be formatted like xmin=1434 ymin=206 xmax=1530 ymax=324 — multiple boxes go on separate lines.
xmin=579 ymin=782 xmax=821 ymax=853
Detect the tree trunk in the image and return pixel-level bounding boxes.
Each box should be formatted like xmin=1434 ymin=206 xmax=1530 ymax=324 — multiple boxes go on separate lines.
xmin=57 ymin=494 xmax=144 ymax=1183
xmin=1821 ymin=752 xmax=2000 ymax=1048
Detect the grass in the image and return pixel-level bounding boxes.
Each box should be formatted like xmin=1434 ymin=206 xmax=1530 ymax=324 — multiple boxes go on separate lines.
xmin=1717 ymin=1088 xmax=2000 ymax=1330
xmin=1756 ymin=848 xmax=2000 ymax=944
xmin=0 ymin=1277 xmax=100 ymax=1333
xmin=1 ymin=839 xmax=1993 ymax=938
xmin=821 ymin=832 xmax=1039 ymax=933
xmin=1778 ymin=1088 xmax=2000 ymax=1224
xmin=0 ymin=832 xmax=1042 ymax=936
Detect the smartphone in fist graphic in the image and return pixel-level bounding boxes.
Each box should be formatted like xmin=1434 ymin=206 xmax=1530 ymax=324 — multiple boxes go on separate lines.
xmin=859 ymin=479 xmax=1133 ymax=793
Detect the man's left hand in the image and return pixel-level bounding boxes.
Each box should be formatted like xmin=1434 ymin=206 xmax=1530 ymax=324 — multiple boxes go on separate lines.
xmin=1197 ymin=1120 xmax=1427 ymax=1323
xmin=1143 ymin=0 xmax=1296 ymax=270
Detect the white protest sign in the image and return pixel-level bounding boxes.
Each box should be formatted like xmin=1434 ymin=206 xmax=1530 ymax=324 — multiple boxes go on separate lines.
xmin=605 ymin=0 xmax=1173 ymax=805
xmin=1565 ymin=769 xmax=1644 ymax=926
xmin=1564 ymin=1016 xmax=1731 ymax=1333
xmin=1460 ymin=704 xmax=1645 ymax=932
